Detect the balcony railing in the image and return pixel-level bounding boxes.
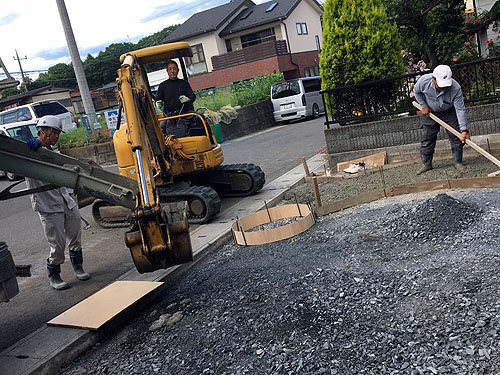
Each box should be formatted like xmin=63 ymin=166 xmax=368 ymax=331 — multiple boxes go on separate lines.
xmin=212 ymin=40 xmax=288 ymax=71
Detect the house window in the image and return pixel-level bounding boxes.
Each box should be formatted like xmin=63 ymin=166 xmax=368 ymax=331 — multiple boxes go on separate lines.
xmin=315 ymin=35 xmax=321 ymax=51
xmin=225 ymin=39 xmax=232 ymax=53
xmin=304 ymin=66 xmax=319 ymax=77
xmin=240 ymin=28 xmax=276 ymax=48
xmin=296 ymin=23 xmax=308 ymax=35
xmin=185 ymin=44 xmax=208 ymax=76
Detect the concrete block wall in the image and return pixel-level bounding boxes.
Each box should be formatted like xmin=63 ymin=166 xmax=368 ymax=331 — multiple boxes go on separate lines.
xmin=220 ymin=100 xmax=275 ymax=141
xmin=62 ymin=141 xmax=117 ymax=165
xmin=324 ymin=102 xmax=500 ymax=167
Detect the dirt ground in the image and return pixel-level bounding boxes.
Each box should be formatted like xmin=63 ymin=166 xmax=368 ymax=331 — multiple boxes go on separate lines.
xmin=60 ymin=155 xmax=500 ymax=375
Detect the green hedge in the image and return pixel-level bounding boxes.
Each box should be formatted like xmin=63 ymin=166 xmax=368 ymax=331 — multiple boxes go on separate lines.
xmin=195 ymin=73 xmax=283 ymax=111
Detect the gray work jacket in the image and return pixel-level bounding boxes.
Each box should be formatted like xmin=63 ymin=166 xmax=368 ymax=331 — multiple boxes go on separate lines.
xmin=25 ymin=177 xmax=77 ymax=213
xmin=25 ymin=145 xmax=77 ymax=213
xmin=413 ymin=73 xmax=468 ymax=131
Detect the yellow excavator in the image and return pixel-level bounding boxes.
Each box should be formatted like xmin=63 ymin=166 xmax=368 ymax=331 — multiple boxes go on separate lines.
xmin=93 ymin=42 xmax=265 ymax=227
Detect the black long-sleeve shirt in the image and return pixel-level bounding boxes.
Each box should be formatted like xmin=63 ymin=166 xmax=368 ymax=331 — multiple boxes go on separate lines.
xmin=155 ymin=78 xmax=196 ymax=114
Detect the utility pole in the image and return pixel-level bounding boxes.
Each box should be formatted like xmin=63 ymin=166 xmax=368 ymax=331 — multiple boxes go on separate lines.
xmin=13 ymin=50 xmax=27 ymax=91
xmin=55 ymin=0 xmax=97 ymax=134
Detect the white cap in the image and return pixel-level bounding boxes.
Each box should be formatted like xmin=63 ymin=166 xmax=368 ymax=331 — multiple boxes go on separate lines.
xmin=432 ymin=65 xmax=453 ymax=88
xmin=37 ymin=115 xmax=64 ymax=132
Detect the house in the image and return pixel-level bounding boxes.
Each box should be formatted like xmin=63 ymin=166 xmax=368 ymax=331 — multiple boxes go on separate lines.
xmin=71 ymin=82 xmax=119 ymax=114
xmin=0 ymin=86 xmax=74 ymax=112
xmin=466 ymin=0 xmax=500 ymax=56
xmin=157 ymin=0 xmax=323 ymax=91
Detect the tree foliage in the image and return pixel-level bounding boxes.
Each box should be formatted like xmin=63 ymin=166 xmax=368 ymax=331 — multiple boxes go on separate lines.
xmin=30 ymin=25 xmax=179 ymax=91
xmin=320 ymin=0 xmax=404 ymax=90
xmin=382 ymin=0 xmax=467 ymax=67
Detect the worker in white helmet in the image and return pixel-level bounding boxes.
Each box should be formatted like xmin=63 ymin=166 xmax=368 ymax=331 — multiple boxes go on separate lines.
xmin=25 ymin=115 xmax=91 ymax=290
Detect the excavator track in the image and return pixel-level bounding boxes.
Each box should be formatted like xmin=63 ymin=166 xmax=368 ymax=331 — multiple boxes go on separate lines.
xmin=92 ymin=200 xmax=131 ymax=228
xmin=92 ymin=186 xmax=221 ymax=227
xmin=158 ymin=185 xmax=221 ymax=224
xmin=186 ymin=163 xmax=265 ymax=198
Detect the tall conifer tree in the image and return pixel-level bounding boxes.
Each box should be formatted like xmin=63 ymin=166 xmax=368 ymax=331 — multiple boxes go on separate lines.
xmin=320 ymin=0 xmax=404 ymax=90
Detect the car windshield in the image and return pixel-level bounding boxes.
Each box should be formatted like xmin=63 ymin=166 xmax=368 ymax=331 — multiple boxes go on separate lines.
xmin=32 ymin=102 xmax=68 ymax=117
xmin=271 ymin=80 xmax=300 ymax=99
xmin=6 ymin=124 xmax=38 ymax=141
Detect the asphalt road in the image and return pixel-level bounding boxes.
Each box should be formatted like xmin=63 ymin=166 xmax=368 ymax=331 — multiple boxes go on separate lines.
xmin=0 ymin=116 xmax=327 ymax=352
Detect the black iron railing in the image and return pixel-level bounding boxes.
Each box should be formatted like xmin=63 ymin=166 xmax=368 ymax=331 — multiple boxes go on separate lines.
xmin=321 ymin=57 xmax=500 ymax=127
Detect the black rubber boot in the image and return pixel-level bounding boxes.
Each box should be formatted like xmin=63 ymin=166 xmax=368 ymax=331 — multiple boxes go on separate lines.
xmin=417 ymin=154 xmax=433 ymax=175
xmin=452 ymin=146 xmax=465 ymax=170
xmin=69 ymin=250 xmax=91 ymax=281
xmin=47 ymin=264 xmax=71 ymax=290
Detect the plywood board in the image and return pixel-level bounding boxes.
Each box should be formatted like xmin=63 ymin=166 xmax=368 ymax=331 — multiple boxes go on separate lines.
xmin=316 ymin=190 xmax=386 ymax=216
xmin=387 ymin=180 xmax=450 ymax=196
xmin=337 ymin=152 xmax=387 ymax=173
xmin=47 ymin=281 xmax=162 ymax=330
xmin=314 ymin=176 xmax=500 ymax=218
xmin=449 ymin=176 xmax=500 ymax=189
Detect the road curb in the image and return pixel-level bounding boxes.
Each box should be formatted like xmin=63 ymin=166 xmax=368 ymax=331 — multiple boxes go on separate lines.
xmin=0 ymin=153 xmax=326 ymax=375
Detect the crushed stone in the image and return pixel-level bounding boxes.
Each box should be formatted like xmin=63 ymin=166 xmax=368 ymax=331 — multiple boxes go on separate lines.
xmin=59 ymin=184 xmax=500 ymax=374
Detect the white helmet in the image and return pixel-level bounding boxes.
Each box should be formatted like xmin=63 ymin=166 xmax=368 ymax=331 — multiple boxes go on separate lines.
xmin=37 ymin=115 xmax=64 ymax=132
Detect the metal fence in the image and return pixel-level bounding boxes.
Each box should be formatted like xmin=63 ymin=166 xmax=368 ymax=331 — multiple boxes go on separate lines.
xmin=321 ymin=57 xmax=500 ymax=127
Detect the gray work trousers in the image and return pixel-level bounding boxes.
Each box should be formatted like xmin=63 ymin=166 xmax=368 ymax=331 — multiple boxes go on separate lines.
xmin=420 ymin=109 xmax=463 ymax=157
xmin=38 ymin=204 xmax=82 ymax=266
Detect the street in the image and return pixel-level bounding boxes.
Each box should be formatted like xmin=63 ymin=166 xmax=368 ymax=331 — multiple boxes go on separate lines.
xmin=0 ymin=116 xmax=327 ymax=352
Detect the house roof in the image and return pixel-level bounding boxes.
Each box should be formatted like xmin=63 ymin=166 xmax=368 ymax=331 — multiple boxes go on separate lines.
xmin=0 ymin=86 xmax=69 ymax=106
xmin=162 ymin=0 xmax=255 ymax=43
xmin=220 ymin=0 xmax=308 ymax=36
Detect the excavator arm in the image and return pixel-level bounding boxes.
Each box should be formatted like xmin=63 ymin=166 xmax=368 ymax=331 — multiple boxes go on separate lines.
xmin=0 ymin=133 xmax=193 ymax=274
xmin=116 ymin=53 xmax=192 ymax=272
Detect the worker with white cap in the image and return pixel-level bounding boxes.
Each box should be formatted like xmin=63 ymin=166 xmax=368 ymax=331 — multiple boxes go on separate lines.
xmin=413 ymin=64 xmax=471 ymax=175
xmin=25 ymin=115 xmax=91 ymax=290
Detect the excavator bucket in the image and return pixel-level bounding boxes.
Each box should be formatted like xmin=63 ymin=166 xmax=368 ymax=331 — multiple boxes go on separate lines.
xmin=125 ymin=201 xmax=193 ymax=273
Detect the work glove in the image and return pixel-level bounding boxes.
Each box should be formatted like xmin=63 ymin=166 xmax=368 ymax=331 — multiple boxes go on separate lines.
xmin=27 ymin=138 xmax=42 ymax=150
xmin=179 ymin=95 xmax=190 ymax=103
xmin=155 ymin=101 xmax=163 ymax=110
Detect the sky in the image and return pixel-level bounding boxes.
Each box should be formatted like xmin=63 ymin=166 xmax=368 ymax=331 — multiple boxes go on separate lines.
xmin=0 ymin=0 xmax=268 ymax=81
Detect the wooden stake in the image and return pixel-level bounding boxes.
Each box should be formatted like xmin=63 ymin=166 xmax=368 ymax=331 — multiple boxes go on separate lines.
xmin=312 ymin=177 xmax=322 ymax=208
xmin=379 ymin=166 xmax=387 ymax=197
xmin=294 ymin=193 xmax=302 ymax=217
xmin=302 ymin=157 xmax=310 ymax=177
xmin=264 ymin=201 xmax=272 ymax=223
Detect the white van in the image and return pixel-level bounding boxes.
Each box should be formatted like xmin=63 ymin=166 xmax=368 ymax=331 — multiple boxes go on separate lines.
xmin=0 ymin=100 xmax=75 ymax=180
xmin=0 ymin=100 xmax=75 ymax=133
xmin=271 ymin=76 xmax=324 ymax=123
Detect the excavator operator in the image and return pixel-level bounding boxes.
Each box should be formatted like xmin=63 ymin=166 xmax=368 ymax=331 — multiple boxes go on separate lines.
xmin=155 ymin=59 xmax=196 ymax=116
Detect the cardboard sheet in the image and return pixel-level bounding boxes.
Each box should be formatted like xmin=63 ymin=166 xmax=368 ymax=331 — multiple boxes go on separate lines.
xmin=232 ymin=204 xmax=314 ymax=246
xmin=47 ymin=281 xmax=162 ymax=330
xmin=337 ymin=151 xmax=387 ymax=173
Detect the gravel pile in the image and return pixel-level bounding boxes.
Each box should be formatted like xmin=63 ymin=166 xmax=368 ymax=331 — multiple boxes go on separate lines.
xmin=60 ymin=188 xmax=500 ymax=375
xmin=382 ymin=193 xmax=483 ymax=245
